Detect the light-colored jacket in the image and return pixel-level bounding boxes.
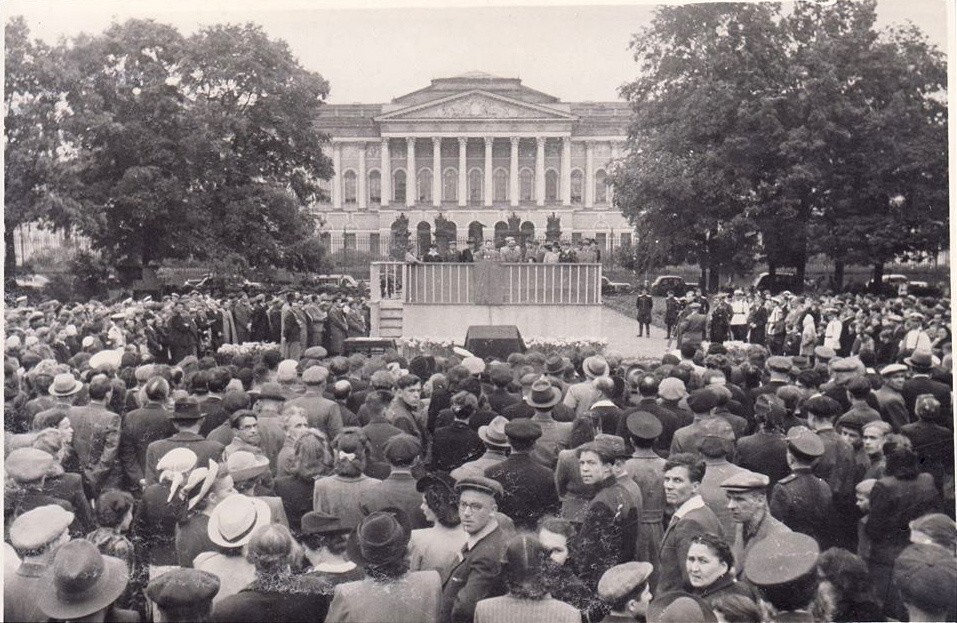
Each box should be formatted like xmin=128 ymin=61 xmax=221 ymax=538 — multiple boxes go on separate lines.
xmin=326 ymin=570 xmax=441 ymax=623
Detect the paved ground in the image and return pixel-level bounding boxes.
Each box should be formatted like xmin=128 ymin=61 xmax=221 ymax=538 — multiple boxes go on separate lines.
xmin=601 ymin=306 xmax=672 ymax=360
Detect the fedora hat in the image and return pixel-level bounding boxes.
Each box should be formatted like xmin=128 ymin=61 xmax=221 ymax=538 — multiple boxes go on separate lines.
xmin=478 ymin=415 xmax=510 ymax=447
xmin=301 ymin=510 xmax=353 ymax=536
xmin=226 ymin=451 xmax=270 ymax=483
xmin=544 ymin=356 xmax=565 ymax=376
xmin=207 ymin=495 xmax=271 ymax=548
xmin=582 ymin=355 xmax=609 ymax=379
xmin=526 ymin=377 xmax=561 ymax=409
xmin=49 ymin=373 xmax=82 ymax=397
xmin=904 ymin=349 xmax=936 ymax=370
xmin=38 ymin=540 xmax=128 ymax=620
xmin=171 ymin=396 xmax=203 ymax=420
xmin=346 ymin=509 xmax=411 ymax=567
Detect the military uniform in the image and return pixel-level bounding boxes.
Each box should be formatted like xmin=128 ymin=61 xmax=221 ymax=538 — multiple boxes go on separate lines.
xmin=770 ymin=468 xmax=832 ymax=546
xmin=744 ymin=533 xmax=820 ymax=623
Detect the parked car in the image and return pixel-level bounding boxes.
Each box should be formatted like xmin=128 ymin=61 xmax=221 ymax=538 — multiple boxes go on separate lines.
xmin=907 ymin=280 xmax=943 ymax=297
xmin=650 ymin=275 xmax=695 ymax=297
xmin=314 ymin=274 xmax=359 ymax=289
xmin=866 ymin=274 xmax=910 ymax=296
xmin=601 ymin=276 xmax=633 ymax=295
xmin=753 ymin=272 xmax=804 ymax=294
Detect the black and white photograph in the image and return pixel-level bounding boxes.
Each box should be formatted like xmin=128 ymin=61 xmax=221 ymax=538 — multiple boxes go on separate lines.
xmin=2 ymin=0 xmax=954 ymax=621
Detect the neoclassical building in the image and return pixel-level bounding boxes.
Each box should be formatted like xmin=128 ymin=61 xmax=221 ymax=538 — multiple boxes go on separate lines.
xmin=313 ymin=72 xmax=632 ymax=255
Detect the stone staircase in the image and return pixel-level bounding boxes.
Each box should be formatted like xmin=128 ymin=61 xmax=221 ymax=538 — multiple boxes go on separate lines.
xmin=375 ymin=300 xmax=404 ymax=338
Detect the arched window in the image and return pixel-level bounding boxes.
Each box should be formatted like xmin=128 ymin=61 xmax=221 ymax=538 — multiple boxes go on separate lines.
xmin=393 ymin=170 xmax=406 ymax=203
xmin=418 ymin=169 xmax=432 ymax=203
xmin=545 ymin=169 xmax=558 ymax=201
xmin=416 ymin=221 xmax=431 ymax=256
xmin=468 ymin=221 xmax=484 ymax=245
xmin=368 ymin=170 xmax=381 ymax=204
xmin=443 ymin=168 xmax=457 ymax=202
xmin=494 ymin=221 xmax=508 ymax=247
xmin=519 ymin=168 xmax=533 ymax=202
xmin=594 ymin=169 xmax=607 ymax=204
xmin=343 ymin=170 xmax=357 ymax=204
xmin=571 ymin=169 xmax=583 ymax=204
xmin=468 ymin=169 xmax=483 ymax=204
xmin=493 ymin=169 xmax=508 ymax=202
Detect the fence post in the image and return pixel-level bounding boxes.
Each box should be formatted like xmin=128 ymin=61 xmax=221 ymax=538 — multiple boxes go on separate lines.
xmin=370 ymin=263 xmax=382 ymax=303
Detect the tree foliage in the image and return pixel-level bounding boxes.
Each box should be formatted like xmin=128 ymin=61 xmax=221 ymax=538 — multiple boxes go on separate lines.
xmin=7 ymin=18 xmax=333 ymax=271
xmin=612 ymin=1 xmax=947 ymax=289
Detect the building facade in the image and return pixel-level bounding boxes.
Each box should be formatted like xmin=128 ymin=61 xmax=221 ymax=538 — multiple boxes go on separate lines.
xmin=313 ymin=72 xmax=632 ymax=256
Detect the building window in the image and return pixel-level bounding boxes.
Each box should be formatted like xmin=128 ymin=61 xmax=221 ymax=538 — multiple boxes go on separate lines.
xmin=493 ymin=169 xmax=508 ymax=202
xmin=595 ymin=169 xmax=607 ymax=204
xmin=571 ymin=232 xmax=582 ymax=245
xmin=545 ymin=169 xmax=558 ymax=201
xmin=368 ymin=170 xmax=381 ymax=204
xmin=468 ymin=169 xmax=483 ymax=204
xmin=393 ymin=170 xmax=406 ymax=203
xmin=418 ymin=169 xmax=432 ymax=203
xmin=370 ymin=233 xmax=381 ymax=256
xmin=520 ymin=169 xmax=533 ymax=202
xmin=344 ymin=233 xmax=356 ymax=250
xmin=343 ymin=170 xmax=357 ymax=204
xmin=443 ymin=168 xmax=457 ymax=202
xmin=571 ymin=170 xmax=583 ymax=204
xmin=595 ymin=233 xmax=607 ymax=252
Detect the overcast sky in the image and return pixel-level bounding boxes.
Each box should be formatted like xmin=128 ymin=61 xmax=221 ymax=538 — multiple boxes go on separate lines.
xmin=4 ymin=0 xmax=951 ymax=104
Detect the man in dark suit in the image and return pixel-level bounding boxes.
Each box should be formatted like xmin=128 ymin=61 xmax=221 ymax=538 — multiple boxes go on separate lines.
xmin=431 ymin=392 xmax=485 ymax=472
xmin=359 ymin=434 xmax=428 ymax=529
xmin=656 ymin=453 xmax=723 ymax=595
xmin=441 ymin=477 xmax=508 ymax=623
xmin=485 ymin=419 xmax=559 ymax=531
xmin=144 ymin=397 xmax=224 ymax=485
xmin=120 ymin=376 xmax=176 ymax=493
xmin=198 ymin=367 xmax=230 ymax=436
xmin=68 ymin=374 xmax=122 ymax=497
xmin=485 ymin=365 xmax=520 ymax=415
xmin=805 ymin=395 xmax=858 ymax=551
xmin=902 ymin=350 xmax=952 ymax=421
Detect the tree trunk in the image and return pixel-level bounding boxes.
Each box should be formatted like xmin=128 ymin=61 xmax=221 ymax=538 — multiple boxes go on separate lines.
xmin=768 ymin=260 xmax=777 ymax=277
xmin=699 ymin=263 xmax=708 ymax=291
xmin=871 ymin=262 xmax=884 ymax=294
xmin=833 ymin=260 xmax=845 ymax=293
xmin=5 ymin=228 xmax=17 ymax=278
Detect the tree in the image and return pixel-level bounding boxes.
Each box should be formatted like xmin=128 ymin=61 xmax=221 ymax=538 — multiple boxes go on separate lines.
xmin=4 ymin=17 xmax=79 ymax=274
xmin=57 ymin=19 xmax=332 ymax=268
xmin=613 ymin=3 xmax=781 ymax=290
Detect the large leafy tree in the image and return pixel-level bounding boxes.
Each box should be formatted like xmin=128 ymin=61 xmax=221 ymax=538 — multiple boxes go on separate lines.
xmin=4 ymin=17 xmax=80 ymax=274
xmin=612 ymin=3 xmax=784 ymax=289
xmin=54 ymin=19 xmax=332 ymax=269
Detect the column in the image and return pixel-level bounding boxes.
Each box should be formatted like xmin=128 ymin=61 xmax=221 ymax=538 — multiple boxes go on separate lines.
xmin=609 ymin=141 xmax=621 ymax=207
xmin=357 ymin=141 xmax=367 ymax=211
xmin=585 ymin=140 xmax=595 ymax=209
xmin=509 ymin=137 xmax=520 ymax=207
xmin=561 ymin=136 xmax=571 ymax=206
xmin=405 ymin=137 xmax=416 ymax=207
xmin=535 ymin=137 xmax=546 ymax=206
xmin=484 ymin=137 xmax=494 ymax=207
xmin=432 ymin=137 xmax=442 ymax=207
xmin=332 ymin=142 xmax=342 ymax=209
xmin=380 ymin=138 xmax=390 ymax=207
xmin=458 ymin=137 xmax=468 ymax=207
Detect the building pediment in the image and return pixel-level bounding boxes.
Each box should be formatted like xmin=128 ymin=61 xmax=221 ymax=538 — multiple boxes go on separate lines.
xmin=375 ymin=90 xmax=577 ymax=123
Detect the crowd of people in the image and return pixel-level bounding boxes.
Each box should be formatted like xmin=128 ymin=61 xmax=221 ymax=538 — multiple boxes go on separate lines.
xmin=3 ymin=285 xmax=955 ymax=623
xmin=409 ymin=236 xmax=604 ymax=264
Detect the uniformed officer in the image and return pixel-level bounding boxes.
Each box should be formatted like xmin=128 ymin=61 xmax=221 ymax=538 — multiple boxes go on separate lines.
xmin=596 ymin=561 xmax=654 ymax=622
xmin=744 ymin=532 xmax=820 ymax=622
xmin=720 ymin=470 xmax=791 ymax=577
xmin=769 ymin=427 xmax=833 ymax=547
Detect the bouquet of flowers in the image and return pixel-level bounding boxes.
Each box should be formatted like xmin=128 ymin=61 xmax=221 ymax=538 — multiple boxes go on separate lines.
xmin=217 ymin=341 xmax=280 ymax=358
xmin=396 ymin=337 xmax=458 ymax=359
xmin=524 ymin=337 xmax=608 ymax=356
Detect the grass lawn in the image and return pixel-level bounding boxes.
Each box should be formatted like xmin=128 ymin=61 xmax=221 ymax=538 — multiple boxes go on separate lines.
xmin=604 ymin=293 xmax=668 ymax=328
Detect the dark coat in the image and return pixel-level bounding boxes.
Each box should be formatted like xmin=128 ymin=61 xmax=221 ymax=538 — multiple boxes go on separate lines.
xmin=575 ymin=476 xmax=640 ymax=590
xmin=431 ymin=421 xmax=485 ymax=473
xmin=769 ymin=468 xmax=833 ymax=546
xmin=198 ymin=395 xmax=227 ymax=437
xmin=901 ymin=420 xmax=955 ymax=493
xmin=657 ymin=501 xmax=723 ymax=595
xmin=131 ymin=482 xmax=187 ymax=566
xmin=485 ymin=452 xmax=561 ymax=531
xmin=120 ymin=402 xmax=176 ymax=491
xmin=440 ymin=524 xmax=508 ymax=623
xmin=359 ymin=471 xmax=428 ymax=529
xmin=902 ymin=375 xmax=952 ymax=421
xmin=636 ymin=294 xmax=653 ymax=323
xmin=736 ymin=431 xmax=790 ymax=491
xmin=485 ymin=387 xmax=520 ymax=415
xmin=211 ymin=577 xmax=330 ymax=623
xmin=175 ymin=512 xmax=214 ymax=567
xmin=274 ymin=474 xmax=316 ymax=534
xmin=144 ymin=432 xmax=224 ymax=485
xmin=865 ymin=473 xmax=942 ymax=565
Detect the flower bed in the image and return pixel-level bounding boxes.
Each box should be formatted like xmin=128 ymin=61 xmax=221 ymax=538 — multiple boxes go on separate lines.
xmin=397 ymin=336 xmax=607 ymax=360
xmin=217 ymin=342 xmax=280 ymax=358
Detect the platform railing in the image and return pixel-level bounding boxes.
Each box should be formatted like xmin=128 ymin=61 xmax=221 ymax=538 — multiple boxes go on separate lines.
xmin=371 ymin=261 xmax=602 ymax=305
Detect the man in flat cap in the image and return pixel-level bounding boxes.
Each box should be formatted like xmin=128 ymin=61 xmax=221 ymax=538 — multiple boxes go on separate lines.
xmin=874 ymin=363 xmax=909 ymax=432
xmin=440 ymin=477 xmax=508 ymax=623
xmin=894 ymin=542 xmax=957 ymax=623
xmin=4 ymin=505 xmax=74 ymax=623
xmin=359 ymin=434 xmax=428 ymax=529
xmin=597 ymin=561 xmax=654 ymax=622
xmin=744 ymin=532 xmax=820 ymax=622
xmin=147 ymin=567 xmax=220 ymax=622
xmin=769 ymin=427 xmax=832 ymax=546
xmin=721 ymin=469 xmax=790 ymax=578
xmin=287 ymin=365 xmax=343 ymax=441
xmin=485 ymin=419 xmax=560 ymax=531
